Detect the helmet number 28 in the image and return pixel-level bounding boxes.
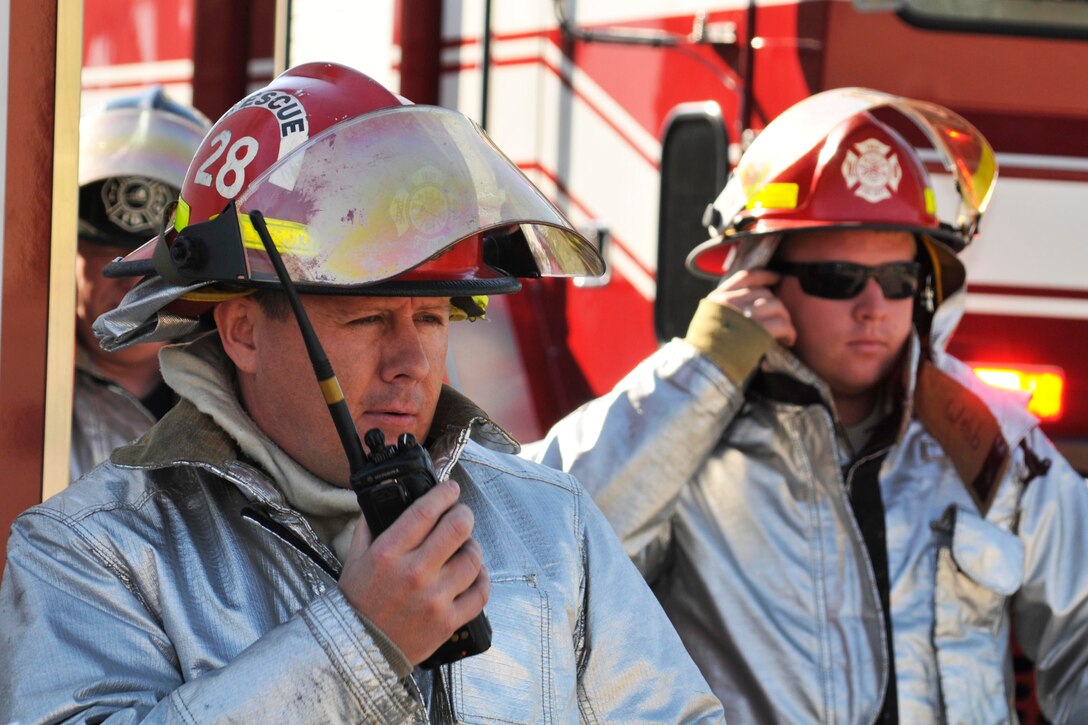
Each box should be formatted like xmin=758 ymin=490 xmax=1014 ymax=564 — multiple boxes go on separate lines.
xmin=193 ymin=130 xmax=260 ymax=198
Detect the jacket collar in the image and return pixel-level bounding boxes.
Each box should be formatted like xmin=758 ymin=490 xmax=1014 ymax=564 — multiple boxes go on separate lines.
xmin=431 ymin=385 xmax=519 ymax=454
xmin=111 ymin=383 xmax=516 ymax=474
xmin=111 ymin=397 xmax=237 ymax=470
xmin=755 ymin=332 xmax=917 ymax=427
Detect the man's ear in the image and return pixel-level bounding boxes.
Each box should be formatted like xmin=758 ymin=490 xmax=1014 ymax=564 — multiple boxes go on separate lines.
xmin=214 ymin=297 xmax=261 ymax=374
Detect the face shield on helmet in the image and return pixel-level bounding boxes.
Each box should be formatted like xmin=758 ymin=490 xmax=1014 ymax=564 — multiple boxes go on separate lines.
xmin=687 ymin=87 xmax=997 ymax=304
xmin=78 ymin=86 xmax=211 ymax=249
xmin=130 ymin=105 xmax=601 ymax=291
xmin=96 ymin=62 xmax=604 ymax=351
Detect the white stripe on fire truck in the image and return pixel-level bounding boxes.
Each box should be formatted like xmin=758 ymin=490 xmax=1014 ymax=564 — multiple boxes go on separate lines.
xmin=441 ymin=35 xmax=661 ymax=166
xmin=81 ymin=59 xmax=193 ymax=87
xmin=966 ymin=293 xmax=1088 ymax=319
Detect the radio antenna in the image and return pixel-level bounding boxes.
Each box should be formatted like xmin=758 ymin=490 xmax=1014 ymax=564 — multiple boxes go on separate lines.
xmin=247 ymin=208 xmax=368 ymax=475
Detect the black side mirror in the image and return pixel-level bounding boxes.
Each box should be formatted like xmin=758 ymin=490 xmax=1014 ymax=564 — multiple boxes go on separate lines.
xmin=655 ymin=103 xmax=730 ymax=342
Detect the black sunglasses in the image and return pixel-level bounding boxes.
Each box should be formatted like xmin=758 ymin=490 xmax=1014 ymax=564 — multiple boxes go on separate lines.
xmin=767 ymin=260 xmax=921 ymax=300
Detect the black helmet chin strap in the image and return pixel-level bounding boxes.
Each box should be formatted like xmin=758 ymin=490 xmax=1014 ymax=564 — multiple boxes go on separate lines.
xmin=151 ymin=201 xmax=182 ymax=284
xmin=913 ymin=234 xmax=946 ymax=355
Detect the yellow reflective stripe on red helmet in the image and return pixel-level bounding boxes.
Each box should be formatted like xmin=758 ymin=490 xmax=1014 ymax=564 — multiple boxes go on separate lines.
xmin=746 ymin=183 xmax=799 ymax=211
xmin=179 ymin=287 xmax=256 ymax=303
xmin=175 ymin=197 xmax=192 ymax=231
xmin=238 ymin=213 xmax=316 ymax=255
xmin=176 ymin=197 xmax=313 ymax=254
xmin=924 ymin=188 xmax=936 ymax=216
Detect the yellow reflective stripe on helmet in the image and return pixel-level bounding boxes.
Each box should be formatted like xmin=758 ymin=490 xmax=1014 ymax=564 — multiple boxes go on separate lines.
xmin=746 ymin=183 xmax=799 ymax=211
xmin=175 ymin=197 xmax=312 ymax=254
xmin=175 ymin=197 xmax=192 ymax=231
xmin=179 ymin=287 xmax=256 ymax=303
xmin=238 ymin=213 xmax=316 ymax=255
xmin=924 ymin=188 xmax=936 ymax=216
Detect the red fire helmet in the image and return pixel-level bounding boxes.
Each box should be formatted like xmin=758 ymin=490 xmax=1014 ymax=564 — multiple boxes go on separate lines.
xmin=105 ymin=61 xmax=603 ymax=311
xmin=688 ymin=88 xmax=997 ymax=302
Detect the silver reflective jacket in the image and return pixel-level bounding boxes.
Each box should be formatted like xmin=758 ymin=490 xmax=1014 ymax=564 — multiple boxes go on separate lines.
xmin=528 ymin=305 xmax=1088 ymax=724
xmin=70 ymin=344 xmax=158 ymax=481
xmin=1 ymin=391 xmax=724 ymax=724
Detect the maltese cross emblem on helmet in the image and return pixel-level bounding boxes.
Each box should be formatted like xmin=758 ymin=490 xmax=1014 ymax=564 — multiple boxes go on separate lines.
xmin=841 ymin=138 xmax=902 ymax=204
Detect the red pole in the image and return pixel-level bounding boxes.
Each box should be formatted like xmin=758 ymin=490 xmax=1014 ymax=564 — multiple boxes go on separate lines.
xmin=0 ymin=0 xmax=61 ymax=565
xmin=397 ymin=0 xmax=443 ymax=105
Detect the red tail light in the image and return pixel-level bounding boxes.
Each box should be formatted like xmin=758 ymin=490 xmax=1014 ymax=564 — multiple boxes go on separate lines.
xmin=971 ymin=364 xmax=1065 ymax=422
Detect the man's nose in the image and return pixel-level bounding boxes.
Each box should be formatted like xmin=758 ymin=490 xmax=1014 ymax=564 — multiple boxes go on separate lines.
xmin=854 ymin=276 xmax=890 ymax=318
xmin=381 ymin=321 xmax=431 ymax=382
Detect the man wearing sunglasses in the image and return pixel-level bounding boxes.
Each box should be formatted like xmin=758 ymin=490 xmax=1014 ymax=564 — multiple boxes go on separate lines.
xmin=528 ymin=89 xmax=1088 ymax=723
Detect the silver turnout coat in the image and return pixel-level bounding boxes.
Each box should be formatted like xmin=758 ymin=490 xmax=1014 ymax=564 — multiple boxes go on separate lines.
xmin=528 ymin=293 xmax=1088 ymax=724
xmin=1 ymin=389 xmax=724 ymax=724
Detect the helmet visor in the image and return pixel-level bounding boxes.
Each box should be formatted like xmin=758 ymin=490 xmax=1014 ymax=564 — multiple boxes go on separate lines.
xmin=209 ymin=105 xmax=603 ymax=287
xmin=713 ymin=88 xmax=997 ymax=240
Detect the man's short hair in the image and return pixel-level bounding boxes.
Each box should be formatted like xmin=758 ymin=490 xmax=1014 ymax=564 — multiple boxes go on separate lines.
xmin=251 ymin=289 xmax=291 ymax=321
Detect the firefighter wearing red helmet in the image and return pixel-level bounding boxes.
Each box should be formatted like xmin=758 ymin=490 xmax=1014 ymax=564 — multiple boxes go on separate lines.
xmin=71 ymin=86 xmax=211 ymax=481
xmin=0 ymin=63 xmax=724 ymax=723
xmin=530 ymin=88 xmax=1088 ymax=723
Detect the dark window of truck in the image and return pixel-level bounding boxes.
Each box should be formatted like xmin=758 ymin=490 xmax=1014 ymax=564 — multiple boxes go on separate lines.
xmin=857 ymin=0 xmax=1088 ymax=39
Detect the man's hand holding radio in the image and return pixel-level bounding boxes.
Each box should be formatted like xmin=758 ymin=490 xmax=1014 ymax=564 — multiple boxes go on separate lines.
xmin=339 ymin=478 xmax=491 ymax=666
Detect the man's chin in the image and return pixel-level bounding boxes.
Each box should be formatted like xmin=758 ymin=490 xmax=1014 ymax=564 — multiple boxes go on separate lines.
xmin=828 ymin=365 xmax=893 ymax=398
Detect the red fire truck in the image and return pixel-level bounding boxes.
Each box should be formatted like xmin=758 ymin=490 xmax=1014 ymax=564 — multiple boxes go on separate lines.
xmin=11 ymin=0 xmax=1088 ymax=537
xmin=74 ymin=0 xmax=1088 ymax=466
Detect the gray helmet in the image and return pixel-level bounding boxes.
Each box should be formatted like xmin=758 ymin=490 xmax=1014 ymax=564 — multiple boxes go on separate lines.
xmin=79 ymin=86 xmax=210 ymax=248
